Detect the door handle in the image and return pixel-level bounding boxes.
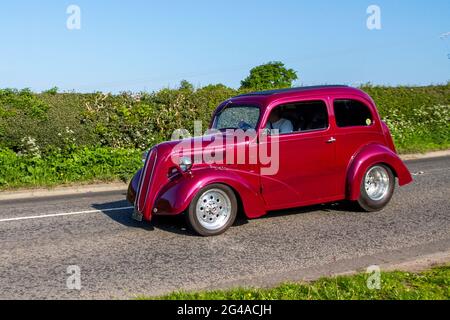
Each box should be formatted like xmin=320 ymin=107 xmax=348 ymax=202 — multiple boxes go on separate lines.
xmin=327 ymin=137 xmax=337 ymax=144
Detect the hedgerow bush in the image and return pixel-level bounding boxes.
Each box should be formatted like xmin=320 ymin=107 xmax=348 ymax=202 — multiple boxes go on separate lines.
xmin=0 ymin=85 xmax=239 ymax=153
xmin=362 ymin=84 xmax=450 ymax=152
xmin=81 ymin=84 xmax=238 ymax=149
xmin=0 ymin=147 xmax=141 ymax=189
xmin=0 ymin=83 xmax=448 ymax=189
xmin=2 ymin=84 xmax=448 ymax=154
xmin=0 ymin=90 xmax=96 ymax=152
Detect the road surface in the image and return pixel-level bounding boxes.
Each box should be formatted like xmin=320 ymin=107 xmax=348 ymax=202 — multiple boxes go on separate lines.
xmin=0 ymin=156 xmax=449 ymax=299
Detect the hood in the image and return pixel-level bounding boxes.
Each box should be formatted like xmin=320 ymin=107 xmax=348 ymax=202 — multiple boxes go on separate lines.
xmin=153 ymin=131 xmax=255 ymax=164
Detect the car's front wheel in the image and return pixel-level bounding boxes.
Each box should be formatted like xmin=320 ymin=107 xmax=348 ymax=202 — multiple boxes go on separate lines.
xmin=186 ymin=184 xmax=238 ymax=236
xmin=357 ymin=164 xmax=395 ymax=212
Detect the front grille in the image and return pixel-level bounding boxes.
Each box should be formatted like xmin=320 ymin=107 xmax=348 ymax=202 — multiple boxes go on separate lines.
xmin=135 ymin=148 xmax=158 ymax=213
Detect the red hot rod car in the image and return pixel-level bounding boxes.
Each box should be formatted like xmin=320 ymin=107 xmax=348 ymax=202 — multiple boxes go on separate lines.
xmin=127 ymin=86 xmax=413 ymax=236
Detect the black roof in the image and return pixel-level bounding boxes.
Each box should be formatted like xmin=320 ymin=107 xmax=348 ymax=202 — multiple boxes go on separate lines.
xmin=236 ymin=85 xmax=349 ymax=97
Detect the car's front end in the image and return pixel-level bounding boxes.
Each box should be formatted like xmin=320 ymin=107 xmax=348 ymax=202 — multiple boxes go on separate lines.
xmin=127 ymin=100 xmax=264 ymax=223
xmin=127 ymin=137 xmax=206 ymax=222
xmin=128 ymin=144 xmax=174 ymax=222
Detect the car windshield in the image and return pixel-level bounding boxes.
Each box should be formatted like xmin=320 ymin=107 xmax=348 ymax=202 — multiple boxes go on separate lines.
xmin=213 ymin=105 xmax=261 ymax=131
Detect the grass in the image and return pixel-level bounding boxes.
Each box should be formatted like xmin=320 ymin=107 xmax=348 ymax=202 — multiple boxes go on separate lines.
xmin=399 ymin=142 xmax=450 ymax=154
xmin=393 ymin=136 xmax=450 ymax=155
xmin=0 ymin=147 xmax=142 ymax=190
xmin=144 ymin=265 xmax=450 ymax=300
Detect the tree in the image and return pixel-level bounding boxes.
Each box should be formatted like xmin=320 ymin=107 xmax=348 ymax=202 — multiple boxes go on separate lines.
xmin=240 ymin=62 xmax=298 ymax=90
xmin=43 ymin=87 xmax=59 ymax=95
xmin=179 ymin=80 xmax=194 ymax=91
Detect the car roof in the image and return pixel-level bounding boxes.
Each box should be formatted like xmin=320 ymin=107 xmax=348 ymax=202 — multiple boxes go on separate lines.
xmin=227 ymin=85 xmax=372 ymax=107
xmin=235 ymin=85 xmax=350 ymax=97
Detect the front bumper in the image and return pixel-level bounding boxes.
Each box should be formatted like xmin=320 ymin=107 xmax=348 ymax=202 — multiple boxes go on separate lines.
xmin=132 ymin=208 xmax=144 ymax=222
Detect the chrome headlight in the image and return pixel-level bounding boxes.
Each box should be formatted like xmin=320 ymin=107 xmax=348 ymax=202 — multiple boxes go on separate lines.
xmin=179 ymin=157 xmax=193 ymax=172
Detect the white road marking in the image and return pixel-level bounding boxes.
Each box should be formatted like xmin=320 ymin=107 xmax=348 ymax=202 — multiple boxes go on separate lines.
xmin=0 ymin=206 xmax=134 ymax=223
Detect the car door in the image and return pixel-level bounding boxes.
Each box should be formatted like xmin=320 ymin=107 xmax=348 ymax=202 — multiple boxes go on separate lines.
xmin=259 ymin=98 xmax=339 ymax=210
xmin=331 ymin=96 xmax=386 ymax=196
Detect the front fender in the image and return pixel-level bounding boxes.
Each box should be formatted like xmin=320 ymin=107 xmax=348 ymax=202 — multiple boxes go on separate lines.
xmin=154 ymin=168 xmax=267 ymax=219
xmin=347 ymin=144 xmax=413 ymax=200
xmin=126 ymin=168 xmax=142 ymax=205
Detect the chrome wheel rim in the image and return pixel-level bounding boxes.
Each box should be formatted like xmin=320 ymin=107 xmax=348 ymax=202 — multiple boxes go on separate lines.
xmin=365 ymin=166 xmax=390 ymax=201
xmin=196 ymin=189 xmax=232 ymax=231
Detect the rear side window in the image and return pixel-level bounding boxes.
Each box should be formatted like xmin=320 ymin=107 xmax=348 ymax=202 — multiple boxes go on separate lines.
xmin=270 ymin=100 xmax=329 ymax=134
xmin=334 ymin=100 xmax=373 ymax=128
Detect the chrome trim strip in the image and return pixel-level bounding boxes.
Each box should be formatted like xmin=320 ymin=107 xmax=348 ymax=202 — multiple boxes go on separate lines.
xmin=141 ymin=152 xmax=158 ymax=213
xmin=135 ymin=149 xmax=152 ymax=210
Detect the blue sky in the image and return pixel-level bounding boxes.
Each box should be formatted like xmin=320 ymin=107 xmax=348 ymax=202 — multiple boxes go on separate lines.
xmin=0 ymin=0 xmax=449 ymax=92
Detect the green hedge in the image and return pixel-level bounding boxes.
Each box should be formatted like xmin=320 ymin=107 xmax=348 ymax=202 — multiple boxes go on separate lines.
xmin=0 ymin=147 xmax=141 ymax=189
xmin=0 ymin=84 xmax=449 ymax=189
xmin=0 ymin=85 xmax=238 ymax=153
xmin=1 ymin=84 xmax=449 ymax=155
xmin=361 ymin=85 xmax=450 ymax=152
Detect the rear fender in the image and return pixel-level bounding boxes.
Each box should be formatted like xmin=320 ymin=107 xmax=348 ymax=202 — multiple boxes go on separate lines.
xmin=154 ymin=168 xmax=267 ymax=219
xmin=347 ymin=144 xmax=413 ymax=200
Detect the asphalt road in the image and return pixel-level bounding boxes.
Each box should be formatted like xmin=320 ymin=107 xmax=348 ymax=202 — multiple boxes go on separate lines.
xmin=0 ymin=156 xmax=449 ymax=299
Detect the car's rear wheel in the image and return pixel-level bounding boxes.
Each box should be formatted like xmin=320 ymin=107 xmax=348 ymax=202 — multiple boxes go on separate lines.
xmin=186 ymin=184 xmax=238 ymax=236
xmin=357 ymin=164 xmax=395 ymax=212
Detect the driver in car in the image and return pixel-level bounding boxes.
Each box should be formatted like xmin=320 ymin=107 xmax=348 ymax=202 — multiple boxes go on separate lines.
xmin=266 ymin=109 xmax=294 ymax=134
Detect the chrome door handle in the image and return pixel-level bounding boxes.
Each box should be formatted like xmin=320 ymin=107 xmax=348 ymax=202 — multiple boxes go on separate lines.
xmin=327 ymin=137 xmax=336 ymax=144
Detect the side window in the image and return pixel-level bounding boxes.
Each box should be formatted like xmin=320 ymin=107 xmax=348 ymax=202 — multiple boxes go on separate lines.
xmin=334 ymin=99 xmax=373 ymax=128
xmin=267 ymin=101 xmax=329 ymax=134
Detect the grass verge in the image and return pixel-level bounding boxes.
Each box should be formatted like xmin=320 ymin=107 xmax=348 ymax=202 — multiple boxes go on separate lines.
xmin=143 ymin=265 xmax=450 ymax=300
xmin=0 ymin=147 xmax=142 ymax=190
